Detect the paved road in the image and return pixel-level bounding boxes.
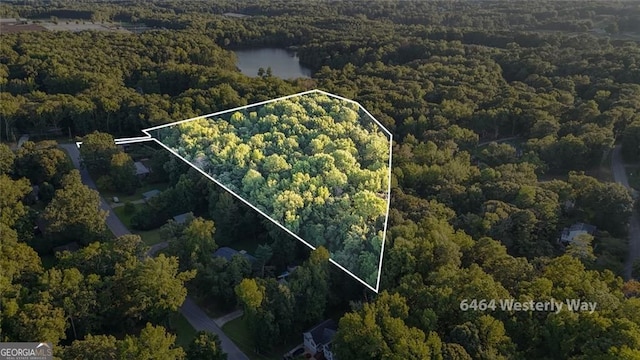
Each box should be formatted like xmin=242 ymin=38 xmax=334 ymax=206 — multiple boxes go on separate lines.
xmin=59 ymin=143 xmax=130 ymax=237
xmin=611 ymin=145 xmax=640 ymax=280
xmin=60 ymin=143 xmax=249 ymax=360
xmin=181 ymin=298 xmax=249 ymax=360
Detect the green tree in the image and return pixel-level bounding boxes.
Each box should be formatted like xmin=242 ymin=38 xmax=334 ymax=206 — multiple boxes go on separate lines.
xmin=0 ymin=174 xmax=30 ymax=228
xmin=254 ymin=244 xmax=273 ymax=277
xmin=110 ymin=152 xmax=138 ymax=194
xmin=117 ymin=323 xmax=185 ymax=360
xmin=14 ymin=141 xmax=72 ymax=186
xmin=235 ymin=278 xmax=264 ymax=312
xmin=80 ymin=131 xmax=118 ymax=176
xmin=43 ymin=170 xmax=108 ymax=244
xmin=333 ymin=292 xmax=439 ymax=359
xmin=112 ymin=254 xmax=196 ymax=324
xmin=289 ymin=247 xmax=330 ymax=329
xmin=62 ymin=334 xmax=118 ymax=360
xmin=0 ymin=143 xmax=15 ymax=175
xmin=565 ymin=233 xmax=597 ymax=264
xmin=186 ymin=331 xmax=227 ymax=360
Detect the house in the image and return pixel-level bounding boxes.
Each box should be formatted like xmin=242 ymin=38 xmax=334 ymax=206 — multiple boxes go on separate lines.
xmin=213 ymin=247 xmax=257 ymax=263
xmin=303 ymin=319 xmax=337 ymax=360
xmin=559 ymin=223 xmax=597 ymax=244
xmin=134 ymin=161 xmax=150 ymax=178
xmin=142 ymin=189 xmax=161 ymax=201
xmin=172 ymin=212 xmax=191 ymax=224
xmin=34 ymin=217 xmax=49 ymax=235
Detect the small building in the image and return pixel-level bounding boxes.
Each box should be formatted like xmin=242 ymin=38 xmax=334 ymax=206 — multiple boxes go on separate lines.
xmin=35 ymin=217 xmax=49 ymax=235
xmin=559 ymin=223 xmax=597 ymax=244
xmin=134 ymin=161 xmax=150 ymax=178
xmin=303 ymin=319 xmax=337 ymax=360
xmin=142 ymin=189 xmax=161 ymax=201
xmin=172 ymin=212 xmax=191 ymax=225
xmin=213 ymin=247 xmax=257 ymax=263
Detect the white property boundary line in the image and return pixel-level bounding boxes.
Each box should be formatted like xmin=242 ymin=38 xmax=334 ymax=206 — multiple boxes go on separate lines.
xmin=81 ymin=89 xmax=392 ymax=293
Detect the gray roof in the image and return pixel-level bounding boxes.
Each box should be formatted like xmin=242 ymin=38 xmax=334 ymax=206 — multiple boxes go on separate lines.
xmin=213 ymin=247 xmax=257 ymax=263
xmin=142 ymin=189 xmax=161 ymax=200
xmin=173 ymin=213 xmax=190 ymax=224
xmin=134 ymin=161 xmax=150 ymax=175
xmin=305 ymin=319 xmax=337 ymax=346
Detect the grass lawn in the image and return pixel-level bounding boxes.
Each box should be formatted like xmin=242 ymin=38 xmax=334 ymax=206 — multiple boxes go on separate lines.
xmin=102 ymin=182 xmax=169 ymax=205
xmin=137 ymin=228 xmax=165 ymax=246
xmin=222 ymin=316 xmax=301 ymax=360
xmin=171 ymin=312 xmax=197 ymax=348
xmin=112 ymin=205 xmax=165 ymax=245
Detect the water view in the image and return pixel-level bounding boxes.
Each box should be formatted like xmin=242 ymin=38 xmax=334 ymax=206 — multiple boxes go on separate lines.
xmin=234 ymin=48 xmax=312 ymax=79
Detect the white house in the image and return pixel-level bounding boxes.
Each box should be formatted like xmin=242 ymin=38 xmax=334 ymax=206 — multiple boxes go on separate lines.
xmin=303 ymin=319 xmax=337 ymax=360
xmin=559 ymin=223 xmax=597 ymax=244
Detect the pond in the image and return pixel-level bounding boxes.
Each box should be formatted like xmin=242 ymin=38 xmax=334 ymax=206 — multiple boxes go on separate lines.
xmin=234 ymin=48 xmax=312 ymax=79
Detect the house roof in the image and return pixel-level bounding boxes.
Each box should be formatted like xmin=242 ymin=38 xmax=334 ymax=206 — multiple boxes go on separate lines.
xmin=142 ymin=189 xmax=161 ymax=200
xmin=560 ymin=223 xmax=597 ymax=243
xmin=213 ymin=247 xmax=257 ymax=263
xmin=134 ymin=161 xmax=150 ymax=175
xmin=569 ymin=223 xmax=596 ymax=233
xmin=173 ymin=213 xmax=190 ymax=224
xmin=305 ymin=319 xmax=337 ymax=346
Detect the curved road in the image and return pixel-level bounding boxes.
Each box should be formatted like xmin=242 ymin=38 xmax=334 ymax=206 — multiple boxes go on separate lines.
xmin=60 ymin=143 xmax=249 ymax=360
xmin=611 ymin=145 xmax=640 ymax=280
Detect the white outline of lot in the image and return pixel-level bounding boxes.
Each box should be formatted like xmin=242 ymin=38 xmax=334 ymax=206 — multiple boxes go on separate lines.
xmin=80 ymin=89 xmax=392 ymax=293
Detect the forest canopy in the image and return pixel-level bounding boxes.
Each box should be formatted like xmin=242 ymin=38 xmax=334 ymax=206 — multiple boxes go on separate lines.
xmin=150 ymin=91 xmax=391 ymax=289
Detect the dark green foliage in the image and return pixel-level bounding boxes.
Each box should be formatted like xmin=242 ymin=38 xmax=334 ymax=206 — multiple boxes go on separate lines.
xmin=3 ymin=1 xmax=640 ymax=359
xmin=14 ymin=141 xmax=72 ymax=186
xmin=0 ymin=143 xmax=15 ymax=175
xmin=186 ymin=331 xmax=227 ymax=360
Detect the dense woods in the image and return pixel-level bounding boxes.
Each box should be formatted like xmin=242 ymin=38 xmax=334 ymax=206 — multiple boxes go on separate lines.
xmin=154 ymin=92 xmax=390 ymax=287
xmin=1 ymin=0 xmax=640 ymax=359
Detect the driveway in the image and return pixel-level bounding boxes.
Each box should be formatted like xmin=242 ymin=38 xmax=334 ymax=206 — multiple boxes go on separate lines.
xmin=611 ymin=145 xmax=640 ymax=280
xmin=60 ymin=143 xmax=249 ymax=360
xmin=181 ymin=298 xmax=249 ymax=360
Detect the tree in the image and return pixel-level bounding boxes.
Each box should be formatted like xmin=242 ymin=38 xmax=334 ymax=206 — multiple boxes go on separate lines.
xmin=333 ymin=292 xmax=440 ymax=359
xmin=254 ymin=244 xmax=273 ymax=277
xmin=289 ymin=247 xmax=330 ymax=329
xmin=186 ymin=331 xmax=227 ymax=360
xmin=80 ymin=131 xmax=118 ymax=176
xmin=40 ymin=267 xmax=101 ymax=339
xmin=14 ymin=141 xmax=72 ymax=186
xmin=110 ymin=152 xmax=138 ymax=194
xmin=565 ymin=233 xmax=597 ymax=264
xmin=235 ymin=278 xmax=264 ymax=312
xmin=166 ymin=216 xmax=217 ymax=270
xmin=112 ymin=254 xmax=196 ymax=324
xmin=62 ymin=335 xmax=119 ymax=360
xmin=12 ymin=295 xmax=68 ymax=345
xmin=0 ymin=174 xmax=30 ymax=228
xmin=117 ymin=323 xmax=185 ymax=360
xmin=0 ymin=143 xmax=14 ymax=175
xmin=43 ymin=170 xmax=108 ymax=244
